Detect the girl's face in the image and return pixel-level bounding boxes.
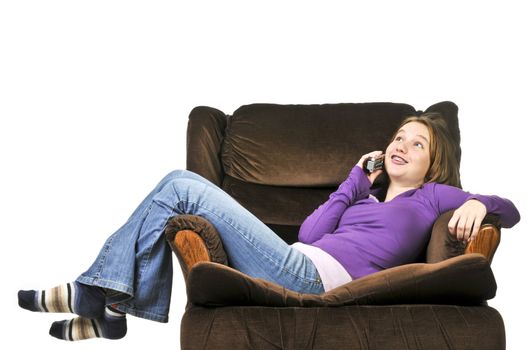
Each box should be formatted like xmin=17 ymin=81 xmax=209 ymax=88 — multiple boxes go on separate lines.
xmin=385 ymin=121 xmax=431 ymax=187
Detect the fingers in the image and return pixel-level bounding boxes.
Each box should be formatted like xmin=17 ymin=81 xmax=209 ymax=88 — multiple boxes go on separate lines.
xmin=448 ymin=211 xmax=484 ymax=242
xmin=362 ymin=150 xmax=383 ymax=161
xmin=356 ymin=150 xmax=384 ymax=169
xmin=448 ymin=210 xmax=468 ymax=241
xmin=368 ymin=151 xmax=384 ymax=160
xmin=448 ymin=212 xmax=459 ymax=236
xmin=469 ymin=212 xmax=485 ymax=242
xmin=456 ymin=215 xmax=470 ymax=241
xmin=469 ymin=221 xmax=481 ymax=242
xmin=449 ymin=200 xmax=488 ymax=243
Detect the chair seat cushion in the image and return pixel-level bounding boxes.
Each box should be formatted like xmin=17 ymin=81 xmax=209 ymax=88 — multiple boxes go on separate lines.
xmin=187 ymin=253 xmax=496 ymax=307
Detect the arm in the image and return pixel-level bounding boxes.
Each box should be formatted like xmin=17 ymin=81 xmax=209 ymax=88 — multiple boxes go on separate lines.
xmin=464 ymin=194 xmax=520 ymax=228
xmin=432 ymin=184 xmax=521 ymax=241
xmin=298 ymin=165 xmax=372 ymax=243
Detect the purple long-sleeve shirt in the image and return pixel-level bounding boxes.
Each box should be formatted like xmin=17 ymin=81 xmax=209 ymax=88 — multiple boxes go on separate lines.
xmin=298 ymin=166 xmax=521 ymax=279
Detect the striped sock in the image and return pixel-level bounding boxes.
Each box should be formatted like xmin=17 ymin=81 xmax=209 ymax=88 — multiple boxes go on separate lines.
xmin=49 ymin=306 xmax=127 ymax=341
xmin=18 ymin=281 xmax=105 ymax=319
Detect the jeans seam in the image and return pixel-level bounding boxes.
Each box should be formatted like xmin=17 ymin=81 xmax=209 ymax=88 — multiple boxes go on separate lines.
xmin=94 ymin=235 xmax=114 ymax=278
xmin=115 ymin=303 xmax=168 ymax=323
xmin=137 ymin=207 xmax=176 ymax=285
xmin=76 ymin=276 xmax=134 ymax=296
xmin=137 ymin=203 xmax=155 ymax=283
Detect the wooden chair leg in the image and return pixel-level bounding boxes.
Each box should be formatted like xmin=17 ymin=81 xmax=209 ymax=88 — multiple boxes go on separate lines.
xmin=464 ymin=224 xmax=501 ymax=263
xmin=173 ymin=230 xmax=211 ymax=274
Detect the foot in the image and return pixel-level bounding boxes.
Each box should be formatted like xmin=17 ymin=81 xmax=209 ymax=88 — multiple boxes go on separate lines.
xmin=18 ymin=281 xmax=106 ymax=319
xmin=49 ymin=305 xmax=127 ymax=341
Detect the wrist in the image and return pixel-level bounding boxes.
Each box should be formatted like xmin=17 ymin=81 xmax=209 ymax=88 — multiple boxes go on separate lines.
xmin=466 ymin=196 xmax=488 ymax=209
xmin=350 ymin=165 xmax=372 ymax=197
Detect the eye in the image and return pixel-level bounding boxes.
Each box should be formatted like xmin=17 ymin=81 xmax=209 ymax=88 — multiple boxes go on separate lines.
xmin=395 ymin=136 xmax=403 ymax=141
xmin=415 ymin=142 xmax=424 ymax=149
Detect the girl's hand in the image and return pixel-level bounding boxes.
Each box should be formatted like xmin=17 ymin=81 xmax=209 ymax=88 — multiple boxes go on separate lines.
xmin=448 ymin=199 xmax=487 ymax=242
xmin=356 ymin=151 xmax=384 ymax=185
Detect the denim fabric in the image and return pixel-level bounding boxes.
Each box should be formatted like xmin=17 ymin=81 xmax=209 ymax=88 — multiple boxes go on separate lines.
xmin=77 ymin=170 xmax=323 ymax=323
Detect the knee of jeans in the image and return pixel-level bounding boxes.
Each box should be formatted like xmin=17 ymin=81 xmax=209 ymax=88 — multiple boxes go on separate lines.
xmin=163 ymin=169 xmax=202 ymax=184
xmin=164 ymin=169 xmax=187 ymax=180
xmin=161 ymin=176 xmax=204 ymax=202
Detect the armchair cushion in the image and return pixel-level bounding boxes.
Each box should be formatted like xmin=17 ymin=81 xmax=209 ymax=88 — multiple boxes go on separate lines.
xmin=187 ymin=253 xmax=496 ymax=308
xmin=222 ymin=103 xmax=417 ymax=187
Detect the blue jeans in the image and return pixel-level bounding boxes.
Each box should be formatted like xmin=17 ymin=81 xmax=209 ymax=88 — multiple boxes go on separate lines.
xmin=77 ymin=170 xmax=323 ymax=322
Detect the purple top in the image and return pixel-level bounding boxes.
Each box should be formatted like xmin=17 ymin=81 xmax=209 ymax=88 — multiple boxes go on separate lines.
xmin=298 ymin=166 xmax=521 ymax=279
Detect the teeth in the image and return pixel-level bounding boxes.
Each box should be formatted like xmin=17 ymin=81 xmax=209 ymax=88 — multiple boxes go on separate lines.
xmin=392 ymin=155 xmax=407 ymax=163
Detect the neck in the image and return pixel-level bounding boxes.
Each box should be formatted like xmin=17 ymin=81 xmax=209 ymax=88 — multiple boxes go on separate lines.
xmin=384 ymin=180 xmax=422 ymax=202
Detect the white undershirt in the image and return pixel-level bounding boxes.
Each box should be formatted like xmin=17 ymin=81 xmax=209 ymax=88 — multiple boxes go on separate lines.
xmin=291 ymin=242 xmax=352 ymax=292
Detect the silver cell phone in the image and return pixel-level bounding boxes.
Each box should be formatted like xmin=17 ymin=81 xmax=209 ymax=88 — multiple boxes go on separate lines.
xmin=363 ymin=155 xmax=384 ymax=174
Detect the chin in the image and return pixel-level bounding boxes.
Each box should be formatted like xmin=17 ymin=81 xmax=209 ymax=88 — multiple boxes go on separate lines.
xmin=386 ymin=168 xmax=418 ymax=184
xmin=385 ymin=166 xmax=403 ymax=178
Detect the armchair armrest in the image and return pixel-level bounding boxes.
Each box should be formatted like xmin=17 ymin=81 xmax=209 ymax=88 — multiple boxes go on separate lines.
xmin=427 ymin=210 xmax=502 ymax=263
xmin=165 ymin=214 xmax=229 ymax=279
xmin=464 ymin=224 xmax=500 ymax=263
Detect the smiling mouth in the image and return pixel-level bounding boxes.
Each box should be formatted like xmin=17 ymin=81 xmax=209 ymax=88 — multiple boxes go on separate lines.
xmin=391 ymin=155 xmax=408 ymax=164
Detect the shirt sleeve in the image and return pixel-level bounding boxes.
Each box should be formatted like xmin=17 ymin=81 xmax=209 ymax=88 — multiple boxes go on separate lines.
xmin=431 ymin=183 xmax=521 ymax=228
xmin=298 ymin=165 xmax=372 ymax=244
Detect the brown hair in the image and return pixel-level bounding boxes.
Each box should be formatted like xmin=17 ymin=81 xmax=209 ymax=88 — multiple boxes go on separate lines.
xmin=389 ymin=112 xmax=461 ymax=188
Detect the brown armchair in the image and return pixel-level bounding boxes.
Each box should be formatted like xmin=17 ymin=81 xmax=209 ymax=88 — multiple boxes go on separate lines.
xmin=165 ymin=102 xmax=504 ymax=349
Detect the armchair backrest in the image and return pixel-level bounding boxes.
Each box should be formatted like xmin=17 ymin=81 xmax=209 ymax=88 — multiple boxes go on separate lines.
xmin=186 ymin=101 xmax=461 ymax=246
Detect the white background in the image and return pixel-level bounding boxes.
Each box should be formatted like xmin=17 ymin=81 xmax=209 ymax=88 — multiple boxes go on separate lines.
xmin=1 ymin=0 xmax=525 ymax=348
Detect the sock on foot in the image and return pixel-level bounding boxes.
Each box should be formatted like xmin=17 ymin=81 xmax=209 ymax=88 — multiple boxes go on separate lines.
xmin=49 ymin=305 xmax=127 ymax=341
xmin=18 ymin=281 xmax=105 ymax=319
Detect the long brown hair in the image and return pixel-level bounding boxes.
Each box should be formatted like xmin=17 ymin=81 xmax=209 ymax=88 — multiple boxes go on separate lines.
xmin=389 ymin=112 xmax=461 ymax=188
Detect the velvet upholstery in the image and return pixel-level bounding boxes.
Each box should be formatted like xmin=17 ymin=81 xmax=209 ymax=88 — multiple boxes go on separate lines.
xmin=170 ymin=102 xmax=505 ymax=349
xmin=187 ymin=102 xmax=461 ymax=243
xmin=181 ymin=305 xmax=504 ymax=350
xmin=165 ymin=214 xmax=229 ymax=279
xmin=186 ymin=254 xmax=496 ymax=308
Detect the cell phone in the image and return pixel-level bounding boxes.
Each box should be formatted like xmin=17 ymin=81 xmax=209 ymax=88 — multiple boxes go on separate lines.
xmin=363 ymin=155 xmax=384 ymax=174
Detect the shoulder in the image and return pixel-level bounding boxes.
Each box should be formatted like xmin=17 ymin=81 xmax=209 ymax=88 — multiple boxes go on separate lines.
xmin=421 ymin=182 xmax=460 ymax=196
xmin=418 ymin=182 xmax=439 ymax=197
xmin=417 ymin=182 xmax=459 ymax=214
xmin=420 ymin=182 xmax=466 ymax=202
xmin=420 ymin=181 xmax=478 ymax=215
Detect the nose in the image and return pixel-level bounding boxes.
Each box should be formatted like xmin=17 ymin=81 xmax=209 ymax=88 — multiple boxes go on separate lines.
xmin=395 ymin=141 xmax=408 ymax=153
